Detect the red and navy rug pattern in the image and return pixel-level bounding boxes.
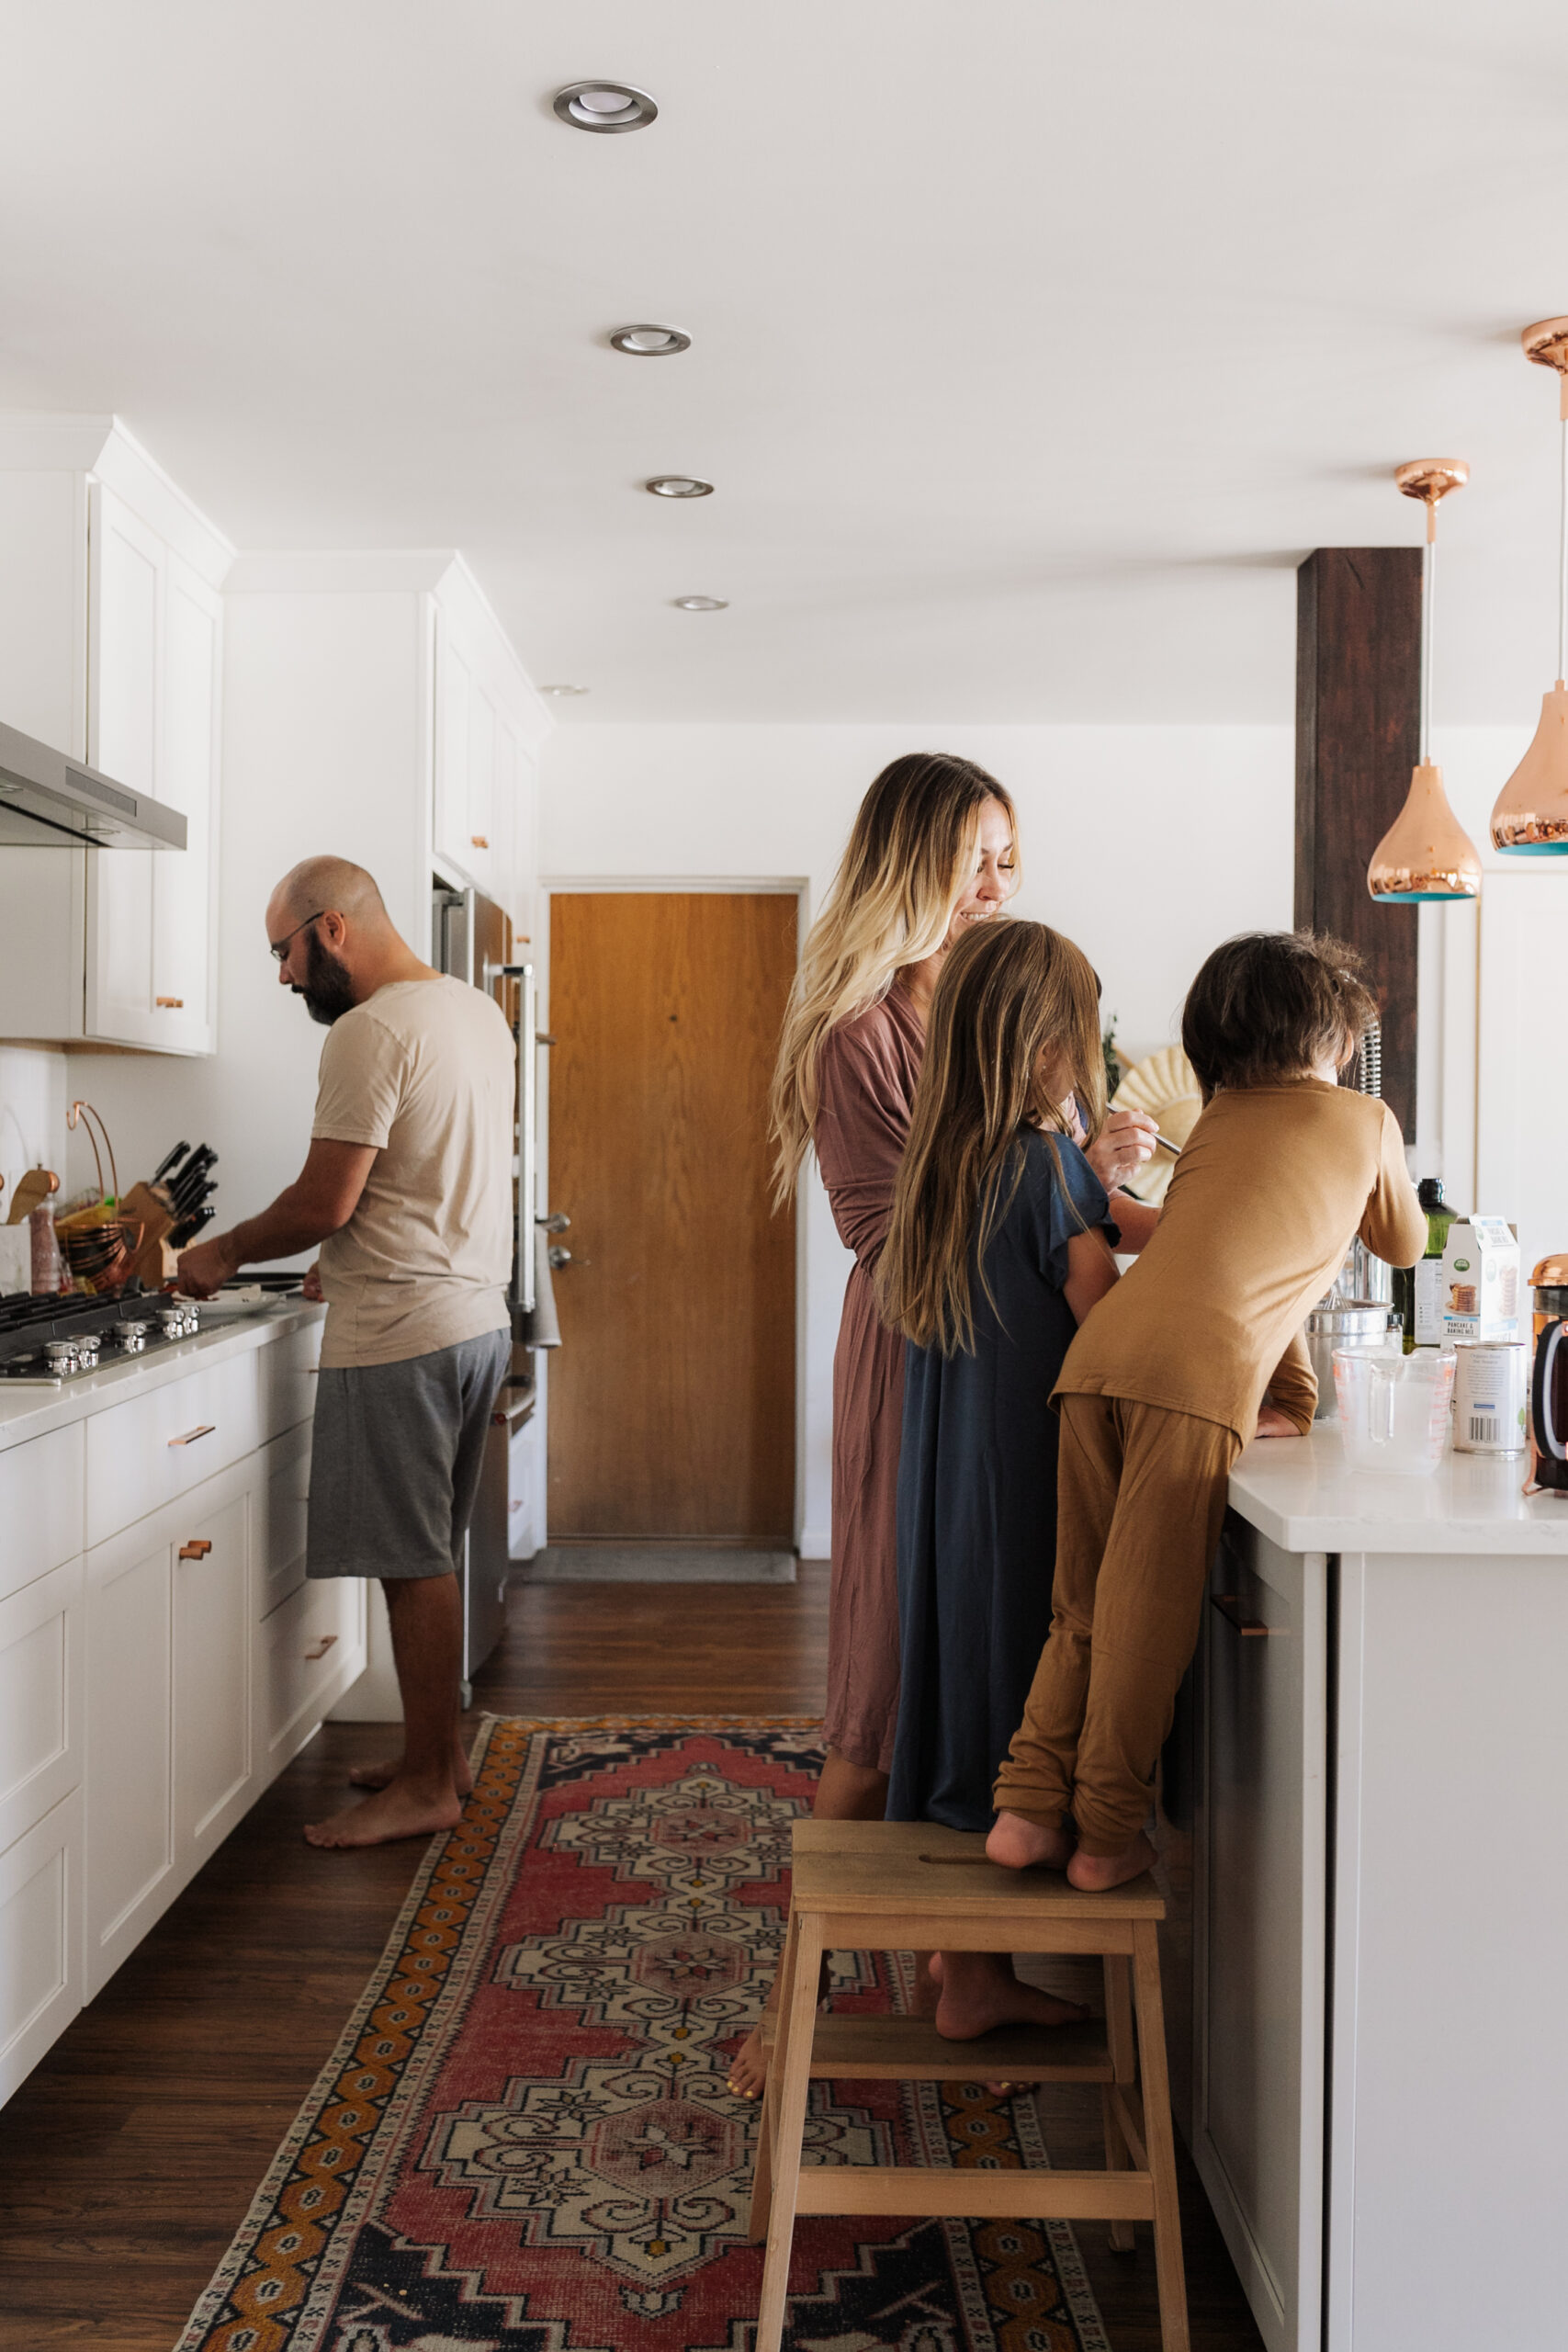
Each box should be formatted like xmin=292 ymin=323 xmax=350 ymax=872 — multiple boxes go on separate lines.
xmin=176 ymin=1717 xmax=1110 ymax=2352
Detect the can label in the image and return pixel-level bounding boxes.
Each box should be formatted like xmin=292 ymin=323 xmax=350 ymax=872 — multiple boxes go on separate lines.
xmin=1452 ymin=1341 xmax=1529 ymax=1455
xmin=1415 ymin=1257 xmax=1447 ymax=1345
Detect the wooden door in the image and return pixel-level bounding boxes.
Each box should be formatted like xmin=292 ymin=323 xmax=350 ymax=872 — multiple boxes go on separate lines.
xmin=547 ymin=891 xmax=797 ymax=1543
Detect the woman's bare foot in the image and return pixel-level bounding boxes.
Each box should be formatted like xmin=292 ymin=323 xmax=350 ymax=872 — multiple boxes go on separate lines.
xmin=1066 ymin=1831 xmax=1156 ymax=1892
xmin=727 ymin=2024 xmax=770 ymax=2100
xmin=934 ymin=1950 xmax=1088 ymax=2041
xmin=349 ymin=1740 xmax=473 ymax=1797
xmin=305 ymin=1773 xmax=464 ymax=1849
xmin=987 ymin=1810 xmax=1075 ymax=1871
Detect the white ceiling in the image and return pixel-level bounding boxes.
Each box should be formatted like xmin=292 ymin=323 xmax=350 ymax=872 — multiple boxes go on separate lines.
xmin=4 ymin=2 xmax=1568 ymax=723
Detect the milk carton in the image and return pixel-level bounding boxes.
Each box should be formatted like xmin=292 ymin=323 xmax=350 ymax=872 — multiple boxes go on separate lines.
xmin=1439 ymin=1218 xmax=1520 ymax=1346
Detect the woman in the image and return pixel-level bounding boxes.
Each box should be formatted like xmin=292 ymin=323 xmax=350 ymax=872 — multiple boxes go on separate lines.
xmin=726 ymin=752 xmax=1156 ymax=2095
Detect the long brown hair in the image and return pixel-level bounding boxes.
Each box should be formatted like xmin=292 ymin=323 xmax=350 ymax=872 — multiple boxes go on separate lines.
xmin=769 ymin=752 xmax=1018 ymax=1200
xmin=877 ymin=921 xmax=1105 ymax=1354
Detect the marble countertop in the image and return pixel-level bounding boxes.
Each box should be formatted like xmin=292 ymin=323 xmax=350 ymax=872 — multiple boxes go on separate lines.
xmin=1228 ymin=1421 xmax=1568 ymax=1555
xmin=0 ymin=1298 xmax=324 ymax=1456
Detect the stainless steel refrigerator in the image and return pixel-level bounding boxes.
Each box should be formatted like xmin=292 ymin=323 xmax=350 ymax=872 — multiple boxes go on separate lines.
xmin=433 ymin=881 xmax=536 ymax=1693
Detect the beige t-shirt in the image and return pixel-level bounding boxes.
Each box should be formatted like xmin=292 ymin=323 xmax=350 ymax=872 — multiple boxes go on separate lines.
xmin=1055 ymin=1080 xmax=1427 ymax=1440
xmin=312 ymin=976 xmax=514 ymax=1369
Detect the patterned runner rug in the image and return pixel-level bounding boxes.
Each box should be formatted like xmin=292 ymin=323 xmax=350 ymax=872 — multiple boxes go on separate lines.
xmin=177 ymin=1717 xmax=1110 ymax=2352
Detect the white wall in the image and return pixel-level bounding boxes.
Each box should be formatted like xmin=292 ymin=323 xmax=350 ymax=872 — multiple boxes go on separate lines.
xmin=0 ymin=1045 xmax=66 ymax=1221
xmin=542 ymin=722 xmax=1296 ymax=1554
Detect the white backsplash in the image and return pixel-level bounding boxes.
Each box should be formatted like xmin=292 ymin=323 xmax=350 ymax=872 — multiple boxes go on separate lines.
xmin=0 ymin=1045 xmax=67 ymax=1214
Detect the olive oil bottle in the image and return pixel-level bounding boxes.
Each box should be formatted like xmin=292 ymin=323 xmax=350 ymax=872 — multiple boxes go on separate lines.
xmin=1393 ymin=1176 xmax=1457 ymax=1351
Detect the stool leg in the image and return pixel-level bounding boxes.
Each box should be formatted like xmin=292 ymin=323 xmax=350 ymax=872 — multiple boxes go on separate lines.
xmin=755 ymin=1911 xmax=825 ymax=2352
xmin=1102 ymin=1955 xmax=1137 ymax=2253
xmin=748 ymin=1905 xmax=801 ymax=2242
xmin=1132 ymin=1919 xmax=1190 ymax=2352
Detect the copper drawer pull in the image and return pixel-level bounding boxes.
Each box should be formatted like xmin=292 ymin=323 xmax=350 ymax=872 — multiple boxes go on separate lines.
xmin=303 ymin=1634 xmax=338 ymax=1662
xmin=470 ymin=834 xmax=489 ymax=848
xmin=178 ymin=1539 xmax=213 ymax=1560
xmin=155 ymin=996 xmax=185 ymax=1009
xmin=1211 ymin=1592 xmax=1282 ymax=1637
xmin=168 ymin=1424 xmax=215 ymax=1448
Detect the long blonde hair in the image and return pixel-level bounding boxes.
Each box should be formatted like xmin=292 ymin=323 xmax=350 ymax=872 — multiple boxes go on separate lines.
xmin=770 ymin=753 xmax=1018 ymax=1197
xmin=876 ymin=921 xmax=1105 ymax=1355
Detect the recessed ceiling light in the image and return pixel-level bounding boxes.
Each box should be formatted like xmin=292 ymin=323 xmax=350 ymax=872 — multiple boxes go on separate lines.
xmin=673 ymin=596 xmax=728 ymax=612
xmin=610 ymin=324 xmax=691 ymax=356
xmin=553 ymin=81 xmax=658 ymax=133
xmin=647 ymin=476 xmax=713 ymax=499
xmin=541 ymin=684 xmax=590 ymax=696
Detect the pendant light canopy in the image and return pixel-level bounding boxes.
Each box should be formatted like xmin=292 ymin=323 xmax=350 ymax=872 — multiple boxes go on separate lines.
xmin=1490 ymin=319 xmax=1568 ymax=856
xmin=1367 ymin=460 xmax=1483 ymax=904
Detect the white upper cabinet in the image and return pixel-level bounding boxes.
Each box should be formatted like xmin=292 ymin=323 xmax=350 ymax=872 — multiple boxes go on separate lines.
xmin=430 ymin=561 xmax=544 ymax=931
xmin=0 ymin=420 xmax=229 ymax=1055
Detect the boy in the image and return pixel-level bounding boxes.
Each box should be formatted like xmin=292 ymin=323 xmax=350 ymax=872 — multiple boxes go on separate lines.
xmin=988 ymin=931 xmax=1427 ymax=1892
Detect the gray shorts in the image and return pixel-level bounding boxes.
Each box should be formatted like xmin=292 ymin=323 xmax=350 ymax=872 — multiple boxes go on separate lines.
xmin=306 ymin=1327 xmax=511 ymax=1581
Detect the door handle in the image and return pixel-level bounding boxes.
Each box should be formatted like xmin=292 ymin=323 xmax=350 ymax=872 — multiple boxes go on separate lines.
xmin=302 ymin=1633 xmax=338 ymax=1662
xmin=178 ymin=1539 xmax=213 ymax=1560
xmin=547 ymin=1245 xmax=571 ymax=1270
xmin=1210 ymin=1592 xmax=1284 ymax=1637
xmin=168 ymin=1424 xmax=215 ymax=1448
xmin=155 ymin=997 xmax=185 ymax=1009
xmin=536 ymin=1211 xmax=571 ymax=1233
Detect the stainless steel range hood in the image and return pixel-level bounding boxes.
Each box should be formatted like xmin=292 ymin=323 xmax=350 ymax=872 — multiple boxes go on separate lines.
xmin=0 ymin=717 xmax=186 ymax=850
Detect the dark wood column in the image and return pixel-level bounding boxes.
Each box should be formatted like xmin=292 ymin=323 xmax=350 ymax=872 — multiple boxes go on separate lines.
xmin=1295 ymin=546 xmax=1422 ymax=1135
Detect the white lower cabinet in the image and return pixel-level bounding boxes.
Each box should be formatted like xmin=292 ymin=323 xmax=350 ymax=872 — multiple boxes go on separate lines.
xmin=1 ymin=1310 xmax=365 ymax=2099
xmin=0 ymin=1790 xmax=83 ymax=2107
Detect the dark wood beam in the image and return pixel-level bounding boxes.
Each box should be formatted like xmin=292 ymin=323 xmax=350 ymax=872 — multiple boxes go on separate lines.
xmin=1295 ymin=547 xmax=1422 ymax=1135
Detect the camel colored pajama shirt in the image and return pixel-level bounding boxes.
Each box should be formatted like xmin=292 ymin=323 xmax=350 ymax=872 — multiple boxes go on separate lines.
xmin=993 ymin=1079 xmax=1427 ymax=1855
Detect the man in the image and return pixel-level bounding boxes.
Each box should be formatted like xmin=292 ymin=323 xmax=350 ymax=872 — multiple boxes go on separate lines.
xmin=178 ymin=855 xmax=514 ymax=1849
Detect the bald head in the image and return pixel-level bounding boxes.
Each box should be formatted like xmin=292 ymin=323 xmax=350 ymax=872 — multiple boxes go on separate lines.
xmin=268 ymin=856 xmax=389 ymax=936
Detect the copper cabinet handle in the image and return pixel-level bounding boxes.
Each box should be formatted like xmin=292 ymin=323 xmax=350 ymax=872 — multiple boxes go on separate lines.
xmin=1210 ymin=1591 xmax=1283 ymax=1637
xmin=178 ymin=1539 xmax=213 ymax=1560
xmin=168 ymin=1424 xmax=215 ymax=1447
xmin=155 ymin=997 xmax=185 ymax=1009
xmin=302 ymin=1634 xmax=338 ymax=1662
xmin=470 ymin=834 xmax=489 ymax=848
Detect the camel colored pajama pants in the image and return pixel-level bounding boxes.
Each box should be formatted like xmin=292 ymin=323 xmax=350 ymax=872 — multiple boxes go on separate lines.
xmin=992 ymin=1392 xmax=1240 ymax=1856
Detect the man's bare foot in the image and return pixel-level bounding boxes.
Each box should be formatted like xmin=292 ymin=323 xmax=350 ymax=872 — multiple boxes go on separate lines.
xmin=727 ymin=2025 xmax=769 ymax=2100
xmin=348 ymin=1746 xmax=473 ymax=1797
xmin=305 ymin=1775 xmax=464 ymax=1849
xmin=1066 ymin=1831 xmax=1156 ymax=1892
xmin=987 ymin=1810 xmax=1075 ymax=1871
xmin=934 ymin=1950 xmax=1088 ymax=2041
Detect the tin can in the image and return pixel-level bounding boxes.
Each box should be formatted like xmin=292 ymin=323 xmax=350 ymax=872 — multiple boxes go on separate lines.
xmin=1452 ymin=1340 xmax=1529 ymax=1455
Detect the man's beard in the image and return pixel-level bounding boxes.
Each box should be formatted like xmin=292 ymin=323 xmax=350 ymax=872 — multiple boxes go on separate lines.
xmin=295 ymin=929 xmax=358 ymax=1025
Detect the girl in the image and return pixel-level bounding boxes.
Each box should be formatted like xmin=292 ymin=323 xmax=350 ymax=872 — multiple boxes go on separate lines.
xmin=878 ymin=918 xmax=1122 ymax=2041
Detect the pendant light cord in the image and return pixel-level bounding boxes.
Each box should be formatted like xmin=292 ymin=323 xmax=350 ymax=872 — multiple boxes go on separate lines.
xmin=1558 ymin=407 xmax=1567 ymax=688
xmin=1421 ymin=529 xmax=1434 ymax=765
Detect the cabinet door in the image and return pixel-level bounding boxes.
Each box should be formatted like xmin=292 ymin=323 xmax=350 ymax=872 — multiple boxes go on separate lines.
xmin=0 ymin=1555 xmax=84 ymax=1860
xmin=434 ymin=623 xmax=472 ymax=876
xmin=0 ymin=1789 xmax=83 ymax=2109
xmin=1191 ymin=1518 xmax=1328 ymax=2352
xmin=147 ymin=556 xmax=220 ymax=1055
xmin=173 ymin=1488 xmax=251 ymax=1859
xmin=466 ymin=684 xmax=497 ymax=895
xmin=84 ymin=1520 xmax=174 ymax=1996
xmin=85 ymin=481 xmax=163 ymax=1047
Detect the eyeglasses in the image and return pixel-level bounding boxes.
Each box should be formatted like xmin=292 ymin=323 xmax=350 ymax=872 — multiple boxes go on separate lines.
xmin=268 ymin=910 xmax=324 ymax=964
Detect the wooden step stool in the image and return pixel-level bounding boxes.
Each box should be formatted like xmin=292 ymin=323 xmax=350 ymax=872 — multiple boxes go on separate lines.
xmin=748 ymin=1819 xmax=1188 ymax=2352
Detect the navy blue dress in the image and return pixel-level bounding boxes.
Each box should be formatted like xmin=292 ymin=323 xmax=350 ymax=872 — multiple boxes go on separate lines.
xmin=887 ymin=1129 xmax=1117 ymax=1833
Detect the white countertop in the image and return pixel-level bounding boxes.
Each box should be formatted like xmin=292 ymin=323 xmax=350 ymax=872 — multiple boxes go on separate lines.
xmin=1227 ymin=1421 xmax=1568 ymax=1555
xmin=0 ymin=1299 xmax=324 ymax=1457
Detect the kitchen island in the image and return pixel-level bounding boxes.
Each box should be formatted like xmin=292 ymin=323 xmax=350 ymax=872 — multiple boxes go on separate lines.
xmin=1189 ymin=1427 xmax=1568 ymax=2352
xmin=0 ymin=1298 xmax=367 ymax=2105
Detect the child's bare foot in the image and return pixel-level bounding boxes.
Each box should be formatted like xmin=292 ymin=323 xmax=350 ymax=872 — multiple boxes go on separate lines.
xmin=1066 ymin=1831 xmax=1156 ymax=1892
xmin=305 ymin=1774 xmax=464 ymax=1849
xmin=349 ymin=1742 xmax=473 ymax=1797
xmin=912 ymin=1952 xmax=940 ymax=2014
xmin=727 ymin=2024 xmax=769 ymax=2100
xmin=934 ymin=1950 xmax=1088 ymax=2041
xmin=987 ymin=1810 xmax=1074 ymax=1871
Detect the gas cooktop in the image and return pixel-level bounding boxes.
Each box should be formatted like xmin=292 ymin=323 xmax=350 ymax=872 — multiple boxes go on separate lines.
xmin=0 ymin=1287 xmax=203 ymax=1386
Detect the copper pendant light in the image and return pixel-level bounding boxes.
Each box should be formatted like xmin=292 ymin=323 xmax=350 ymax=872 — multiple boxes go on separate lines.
xmin=1490 ymin=319 xmax=1568 ymax=855
xmin=1366 ymin=460 xmax=1483 ymax=904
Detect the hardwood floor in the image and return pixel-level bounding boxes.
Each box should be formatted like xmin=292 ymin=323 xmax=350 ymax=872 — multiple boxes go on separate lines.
xmin=0 ymin=1563 xmax=1261 ymax=2351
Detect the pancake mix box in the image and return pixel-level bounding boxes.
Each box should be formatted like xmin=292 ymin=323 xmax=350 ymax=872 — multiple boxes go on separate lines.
xmin=1439 ymin=1218 xmax=1520 ymax=1345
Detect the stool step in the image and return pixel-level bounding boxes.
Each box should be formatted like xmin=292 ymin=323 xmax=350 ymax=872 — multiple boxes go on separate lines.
xmin=802 ymin=2011 xmax=1112 ymax=2082
xmin=794 ymin=2163 xmax=1156 ymax=2222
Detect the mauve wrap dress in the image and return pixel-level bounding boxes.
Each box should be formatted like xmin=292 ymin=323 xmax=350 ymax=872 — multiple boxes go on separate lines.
xmin=814 ymin=984 xmax=926 ymax=1774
